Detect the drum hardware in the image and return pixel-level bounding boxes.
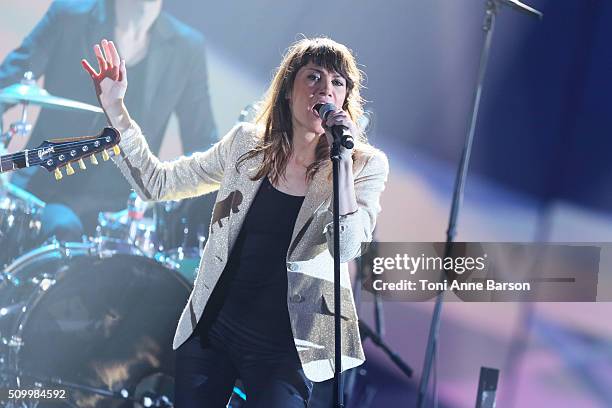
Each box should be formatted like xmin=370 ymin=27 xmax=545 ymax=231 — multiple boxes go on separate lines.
xmin=0 ymin=185 xmax=44 ymax=211
xmin=0 ymin=184 xmax=44 ymax=268
xmin=0 ymin=88 xmax=224 ymax=405
xmin=0 ymin=126 xmax=121 ymax=266
xmin=0 ymin=71 xmax=103 ymax=148
xmin=0 ymin=73 xmax=191 ymax=406
xmin=154 ymin=216 xmax=205 ymax=282
xmin=94 ymin=194 xmax=207 ymax=281
xmin=155 ymin=246 xmax=203 ymax=283
xmin=55 ymin=240 xmax=74 ymax=260
xmin=0 ymin=242 xmax=190 ymax=407
xmin=0 ymin=73 xmax=120 ymax=181
xmin=6 ymin=336 xmax=23 ymax=350
xmin=0 ymin=71 xmax=103 ymax=113
xmin=0 ymin=303 xmax=26 ymax=323
xmin=0 ymin=71 xmax=123 ymax=267
xmin=153 ymin=200 xmax=182 ymax=252
xmin=95 ymin=210 xmax=158 ymax=258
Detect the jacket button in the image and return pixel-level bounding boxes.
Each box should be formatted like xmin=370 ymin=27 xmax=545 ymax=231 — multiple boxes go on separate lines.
xmin=290 ymin=294 xmax=304 ymax=303
xmin=287 ymin=262 xmax=300 ymax=272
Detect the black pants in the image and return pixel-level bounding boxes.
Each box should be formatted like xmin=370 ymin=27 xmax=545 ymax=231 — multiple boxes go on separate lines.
xmin=174 ymin=318 xmax=313 ymax=408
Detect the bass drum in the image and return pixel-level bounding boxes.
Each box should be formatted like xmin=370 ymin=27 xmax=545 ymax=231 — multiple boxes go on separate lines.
xmin=0 ymin=242 xmax=191 ymax=407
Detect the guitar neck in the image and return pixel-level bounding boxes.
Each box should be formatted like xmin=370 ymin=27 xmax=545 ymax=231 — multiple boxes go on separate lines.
xmin=0 ymin=150 xmax=32 ymax=173
xmin=0 ymin=128 xmax=120 ymax=176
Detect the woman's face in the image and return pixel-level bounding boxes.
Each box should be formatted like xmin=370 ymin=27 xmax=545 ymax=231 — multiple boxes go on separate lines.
xmin=288 ymin=62 xmax=348 ymax=136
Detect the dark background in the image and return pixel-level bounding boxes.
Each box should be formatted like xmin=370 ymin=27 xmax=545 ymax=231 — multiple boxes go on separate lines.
xmin=166 ymin=0 xmax=612 ymax=211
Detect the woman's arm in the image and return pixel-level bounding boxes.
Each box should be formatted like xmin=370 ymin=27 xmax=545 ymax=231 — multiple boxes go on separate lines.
xmin=319 ymin=110 xmax=390 ymax=262
xmin=112 ymin=120 xmax=241 ymax=201
xmin=322 ymin=150 xmax=389 ymax=263
xmin=82 ymin=39 xmax=238 ymax=202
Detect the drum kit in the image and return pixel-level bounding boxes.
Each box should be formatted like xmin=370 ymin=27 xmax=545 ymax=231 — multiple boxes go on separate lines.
xmin=0 ymin=74 xmax=239 ymax=407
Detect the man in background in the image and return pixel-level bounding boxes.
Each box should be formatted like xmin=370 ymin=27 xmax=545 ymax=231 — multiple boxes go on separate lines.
xmin=0 ymin=0 xmax=217 ymax=242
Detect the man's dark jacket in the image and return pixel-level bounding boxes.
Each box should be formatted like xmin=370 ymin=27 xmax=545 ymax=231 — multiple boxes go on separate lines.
xmin=0 ymin=0 xmax=217 ymax=229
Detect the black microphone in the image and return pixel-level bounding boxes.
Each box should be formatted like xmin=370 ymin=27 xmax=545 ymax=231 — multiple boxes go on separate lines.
xmin=313 ymin=103 xmax=354 ymax=150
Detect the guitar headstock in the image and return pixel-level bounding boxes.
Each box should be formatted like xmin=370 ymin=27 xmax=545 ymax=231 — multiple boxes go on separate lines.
xmin=33 ymin=127 xmax=121 ymax=180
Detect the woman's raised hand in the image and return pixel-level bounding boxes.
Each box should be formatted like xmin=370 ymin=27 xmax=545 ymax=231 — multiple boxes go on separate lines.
xmin=81 ymin=39 xmax=127 ymax=113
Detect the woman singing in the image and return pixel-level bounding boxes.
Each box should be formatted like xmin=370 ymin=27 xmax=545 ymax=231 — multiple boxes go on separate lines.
xmin=82 ymin=36 xmax=389 ymax=407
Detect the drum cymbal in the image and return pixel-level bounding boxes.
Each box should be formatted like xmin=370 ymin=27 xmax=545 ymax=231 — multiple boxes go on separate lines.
xmin=0 ymin=82 xmax=103 ymax=113
xmin=2 ymin=182 xmax=45 ymax=209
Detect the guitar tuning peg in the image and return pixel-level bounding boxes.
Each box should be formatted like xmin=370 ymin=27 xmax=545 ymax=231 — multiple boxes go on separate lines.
xmin=54 ymin=168 xmax=63 ymax=180
xmin=102 ymin=150 xmax=110 ymax=161
xmin=113 ymin=145 xmax=120 ymax=155
xmin=78 ymin=158 xmax=86 ymax=170
xmin=66 ymin=163 xmax=75 ymax=175
xmin=90 ymin=154 xmax=98 ymax=165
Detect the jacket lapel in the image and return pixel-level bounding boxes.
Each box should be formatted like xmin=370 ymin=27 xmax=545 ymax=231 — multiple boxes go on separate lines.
xmin=224 ymin=152 xmax=265 ymax=259
xmin=288 ymin=163 xmax=332 ymax=259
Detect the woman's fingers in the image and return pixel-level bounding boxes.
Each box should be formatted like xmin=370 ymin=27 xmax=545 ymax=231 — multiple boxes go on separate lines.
xmin=94 ymin=44 xmax=108 ymax=72
xmin=326 ymin=111 xmax=358 ymax=142
xmin=87 ymin=40 xmax=124 ymax=83
xmin=108 ymin=41 xmax=121 ymax=67
xmin=105 ymin=41 xmax=120 ymax=80
xmin=81 ymin=59 xmax=98 ymax=77
xmin=101 ymin=39 xmax=114 ymax=68
xmin=326 ymin=110 xmax=347 ymax=127
xmin=96 ymin=40 xmax=123 ymax=80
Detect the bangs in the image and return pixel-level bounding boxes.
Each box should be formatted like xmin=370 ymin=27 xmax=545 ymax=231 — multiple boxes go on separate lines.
xmin=296 ymin=44 xmax=354 ymax=88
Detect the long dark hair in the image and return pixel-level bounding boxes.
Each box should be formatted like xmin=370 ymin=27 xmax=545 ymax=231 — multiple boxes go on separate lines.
xmin=237 ymin=37 xmax=373 ymax=184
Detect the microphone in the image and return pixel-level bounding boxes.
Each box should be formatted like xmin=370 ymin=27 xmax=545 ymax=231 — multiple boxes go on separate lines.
xmin=313 ymin=103 xmax=354 ymax=150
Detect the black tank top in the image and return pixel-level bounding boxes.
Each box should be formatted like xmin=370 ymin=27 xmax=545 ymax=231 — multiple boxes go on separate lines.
xmin=200 ymin=176 xmax=305 ymax=351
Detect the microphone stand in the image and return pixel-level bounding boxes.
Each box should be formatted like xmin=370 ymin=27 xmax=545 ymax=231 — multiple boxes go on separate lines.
xmin=330 ymin=130 xmax=345 ymax=408
xmin=415 ymin=1 xmax=542 ymax=407
xmin=344 ymin=239 xmax=413 ymax=407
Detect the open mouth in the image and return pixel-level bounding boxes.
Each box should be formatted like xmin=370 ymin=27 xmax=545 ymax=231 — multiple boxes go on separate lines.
xmin=311 ymin=102 xmax=329 ymax=117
